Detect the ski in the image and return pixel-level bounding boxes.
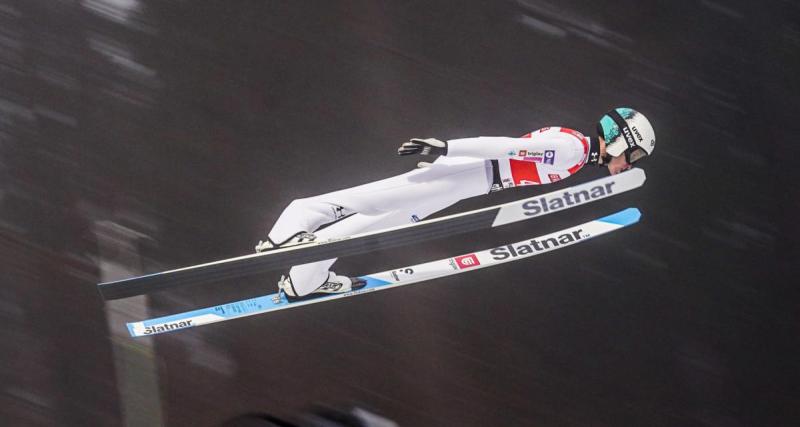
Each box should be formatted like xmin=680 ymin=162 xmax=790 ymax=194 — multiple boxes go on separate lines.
xmin=127 ymin=207 xmax=641 ymax=337
xmin=100 ymin=168 xmax=646 ymax=301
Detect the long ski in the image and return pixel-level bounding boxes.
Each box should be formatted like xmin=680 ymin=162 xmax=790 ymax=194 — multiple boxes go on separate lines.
xmin=127 ymin=207 xmax=641 ymax=337
xmin=100 ymin=169 xmax=646 ymax=301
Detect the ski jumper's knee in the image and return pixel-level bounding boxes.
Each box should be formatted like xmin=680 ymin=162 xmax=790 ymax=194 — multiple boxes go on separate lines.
xmin=268 ymin=198 xmax=342 ymax=244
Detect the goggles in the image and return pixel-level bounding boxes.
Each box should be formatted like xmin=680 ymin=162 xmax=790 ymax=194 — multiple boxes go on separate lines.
xmin=625 ymin=146 xmax=648 ymax=164
xmin=598 ymin=110 xmax=649 ymax=164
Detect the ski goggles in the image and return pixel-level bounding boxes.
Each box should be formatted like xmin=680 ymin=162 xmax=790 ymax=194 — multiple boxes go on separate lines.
xmin=598 ymin=110 xmax=649 ymax=164
xmin=625 ymin=146 xmax=648 ymax=164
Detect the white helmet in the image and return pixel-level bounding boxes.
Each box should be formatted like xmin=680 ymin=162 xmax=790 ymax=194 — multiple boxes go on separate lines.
xmin=597 ymin=107 xmax=656 ymax=164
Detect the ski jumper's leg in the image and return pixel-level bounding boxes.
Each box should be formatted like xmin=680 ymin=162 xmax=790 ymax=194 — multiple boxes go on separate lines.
xmin=267 ymin=156 xmax=493 ymax=243
xmin=271 ymin=157 xmax=494 ymax=296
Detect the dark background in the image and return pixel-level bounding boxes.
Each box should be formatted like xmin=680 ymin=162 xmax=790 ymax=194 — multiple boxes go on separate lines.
xmin=1 ymin=0 xmax=798 ymax=426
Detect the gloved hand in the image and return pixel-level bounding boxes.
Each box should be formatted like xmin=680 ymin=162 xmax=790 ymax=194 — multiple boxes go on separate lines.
xmin=397 ymin=138 xmax=448 ymax=156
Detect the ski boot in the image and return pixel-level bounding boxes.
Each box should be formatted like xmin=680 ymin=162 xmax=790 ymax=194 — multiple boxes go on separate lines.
xmin=255 ymin=231 xmax=317 ymax=253
xmin=276 ymin=272 xmax=367 ymax=303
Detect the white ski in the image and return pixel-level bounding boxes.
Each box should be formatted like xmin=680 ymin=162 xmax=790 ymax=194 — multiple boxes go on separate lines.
xmin=127 ymin=207 xmax=641 ymax=337
xmin=100 ymin=169 xmax=646 ymax=300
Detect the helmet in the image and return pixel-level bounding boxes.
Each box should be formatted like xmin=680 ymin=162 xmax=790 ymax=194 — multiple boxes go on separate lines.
xmin=596 ymin=107 xmax=655 ymax=164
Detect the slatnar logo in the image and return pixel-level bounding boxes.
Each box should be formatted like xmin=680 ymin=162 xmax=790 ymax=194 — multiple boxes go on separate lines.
xmin=490 ymin=229 xmax=585 ymax=260
xmin=522 ymin=182 xmax=616 ymax=216
xmin=143 ymin=320 xmax=193 ymax=335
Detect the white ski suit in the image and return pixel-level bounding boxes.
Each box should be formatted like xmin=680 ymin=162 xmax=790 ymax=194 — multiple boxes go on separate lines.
xmin=267 ymin=127 xmax=591 ymax=296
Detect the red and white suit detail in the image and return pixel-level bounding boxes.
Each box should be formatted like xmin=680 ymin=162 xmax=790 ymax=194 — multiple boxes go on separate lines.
xmin=447 ymin=127 xmax=589 ymax=188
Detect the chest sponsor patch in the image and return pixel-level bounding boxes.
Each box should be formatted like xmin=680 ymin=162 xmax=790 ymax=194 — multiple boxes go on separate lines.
xmin=543 ymin=150 xmax=555 ymax=165
xmin=517 ymin=150 xmax=543 ymax=158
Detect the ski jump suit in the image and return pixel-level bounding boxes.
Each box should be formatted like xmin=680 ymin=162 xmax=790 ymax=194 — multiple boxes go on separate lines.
xmin=267 ymin=127 xmax=590 ymax=296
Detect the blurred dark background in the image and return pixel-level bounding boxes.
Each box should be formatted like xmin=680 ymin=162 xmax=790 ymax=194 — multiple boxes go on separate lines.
xmin=1 ymin=0 xmax=798 ymax=426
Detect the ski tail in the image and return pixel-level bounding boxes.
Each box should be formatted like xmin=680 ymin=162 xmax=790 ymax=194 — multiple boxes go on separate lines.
xmin=127 ymin=208 xmax=642 ymax=337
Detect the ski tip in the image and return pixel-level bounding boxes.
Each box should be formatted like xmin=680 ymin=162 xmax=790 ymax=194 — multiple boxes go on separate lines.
xmin=125 ymin=322 xmax=138 ymax=337
xmin=632 ymin=167 xmax=646 ymax=183
xmin=598 ymin=208 xmax=641 ymax=226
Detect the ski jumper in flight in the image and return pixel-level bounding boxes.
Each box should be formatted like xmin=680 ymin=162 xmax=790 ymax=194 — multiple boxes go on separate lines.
xmin=256 ymin=108 xmax=656 ymax=300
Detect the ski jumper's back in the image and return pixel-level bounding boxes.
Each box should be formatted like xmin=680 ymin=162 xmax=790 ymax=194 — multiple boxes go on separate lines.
xmin=446 ymin=127 xmax=589 ymax=189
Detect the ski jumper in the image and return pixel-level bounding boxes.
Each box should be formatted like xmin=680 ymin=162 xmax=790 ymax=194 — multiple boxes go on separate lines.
xmin=267 ymin=127 xmax=590 ymax=296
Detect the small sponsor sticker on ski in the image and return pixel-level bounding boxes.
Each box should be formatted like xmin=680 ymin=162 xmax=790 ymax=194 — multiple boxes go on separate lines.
xmin=454 ymin=254 xmax=480 ymax=269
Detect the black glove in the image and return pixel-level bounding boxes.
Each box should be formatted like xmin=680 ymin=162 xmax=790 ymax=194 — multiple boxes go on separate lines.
xmin=397 ymin=138 xmax=448 ymax=156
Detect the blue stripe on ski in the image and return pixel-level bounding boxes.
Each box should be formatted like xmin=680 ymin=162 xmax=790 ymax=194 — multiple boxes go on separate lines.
xmin=141 ymin=295 xmax=277 ymax=326
xmin=361 ymin=277 xmax=392 ymax=287
xmin=139 ymin=278 xmax=393 ymax=327
xmin=598 ymin=207 xmax=641 ymax=225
